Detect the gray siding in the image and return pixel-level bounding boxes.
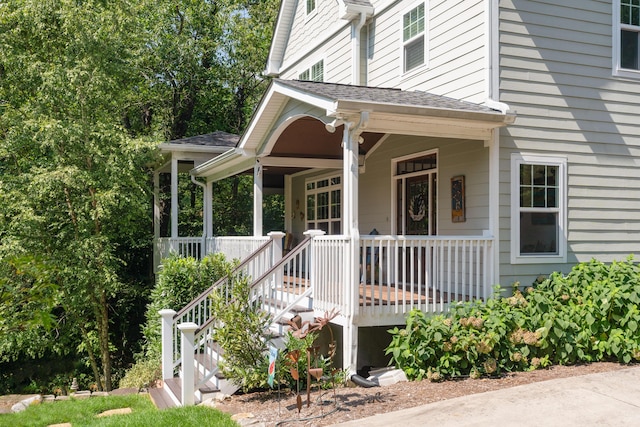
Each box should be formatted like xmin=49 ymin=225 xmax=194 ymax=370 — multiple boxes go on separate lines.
xmin=498 ymin=0 xmax=640 ymax=286
xmin=359 ymin=135 xmax=489 ymax=236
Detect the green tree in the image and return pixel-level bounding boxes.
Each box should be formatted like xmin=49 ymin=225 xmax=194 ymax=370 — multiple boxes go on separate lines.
xmin=0 ymin=0 xmax=280 ymax=391
xmin=0 ymin=0 xmax=158 ymax=390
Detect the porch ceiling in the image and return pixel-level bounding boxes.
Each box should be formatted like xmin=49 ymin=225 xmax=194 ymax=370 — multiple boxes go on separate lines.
xmin=270 ymin=116 xmax=384 ymax=158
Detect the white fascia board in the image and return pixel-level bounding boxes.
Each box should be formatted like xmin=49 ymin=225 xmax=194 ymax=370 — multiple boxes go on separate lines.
xmin=333 ymin=99 xmax=515 ymax=125
xmin=273 ymin=81 xmax=335 ymax=111
xmin=158 ymin=143 xmax=232 ymax=154
xmin=239 ymin=81 xmax=336 ymax=153
xmin=266 ymin=0 xmax=295 ymax=77
xmin=191 ymin=148 xmax=243 ymax=176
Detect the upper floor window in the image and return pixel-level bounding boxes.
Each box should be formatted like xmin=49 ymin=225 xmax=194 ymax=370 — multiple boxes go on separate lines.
xmin=511 ymin=154 xmax=566 ymax=264
xmin=307 ymin=0 xmax=316 ymax=15
xmin=614 ymin=0 xmax=640 ymax=77
xmin=402 ymin=2 xmax=427 ymax=73
xmin=298 ymin=60 xmax=324 ymax=81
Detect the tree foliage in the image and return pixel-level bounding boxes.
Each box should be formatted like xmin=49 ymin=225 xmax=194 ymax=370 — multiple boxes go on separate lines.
xmin=0 ymin=0 xmax=279 ymax=391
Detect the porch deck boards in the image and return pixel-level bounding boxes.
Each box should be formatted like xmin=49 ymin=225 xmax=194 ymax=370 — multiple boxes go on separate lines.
xmin=359 ymin=283 xmax=470 ymax=306
xmin=278 ymin=276 xmax=470 ymax=306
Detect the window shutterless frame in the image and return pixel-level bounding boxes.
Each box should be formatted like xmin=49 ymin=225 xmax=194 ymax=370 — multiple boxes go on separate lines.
xmin=510 ymin=153 xmax=567 ymax=264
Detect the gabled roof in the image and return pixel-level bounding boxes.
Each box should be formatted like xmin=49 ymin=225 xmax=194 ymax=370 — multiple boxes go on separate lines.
xmin=192 ymin=79 xmax=516 ymax=180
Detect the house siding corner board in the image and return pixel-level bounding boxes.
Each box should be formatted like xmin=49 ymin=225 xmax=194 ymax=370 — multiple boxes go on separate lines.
xmin=367 ymin=0 xmax=485 ymax=103
xmin=498 ymin=0 xmax=640 ymax=285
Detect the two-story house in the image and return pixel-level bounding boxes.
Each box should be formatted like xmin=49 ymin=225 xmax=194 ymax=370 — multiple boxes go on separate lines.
xmin=157 ymin=0 xmax=640 ymax=405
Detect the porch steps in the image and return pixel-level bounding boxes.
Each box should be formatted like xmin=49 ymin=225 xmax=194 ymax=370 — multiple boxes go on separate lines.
xmin=149 ymin=385 xmax=176 ymax=410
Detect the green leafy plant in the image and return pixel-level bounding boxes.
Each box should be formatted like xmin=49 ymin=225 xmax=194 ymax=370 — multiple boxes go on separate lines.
xmin=387 ymin=257 xmax=640 ymax=381
xmin=209 ymin=273 xmax=273 ymax=392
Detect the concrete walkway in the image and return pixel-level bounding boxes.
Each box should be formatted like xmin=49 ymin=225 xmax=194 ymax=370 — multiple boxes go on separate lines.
xmin=331 ymin=365 xmax=640 ymax=427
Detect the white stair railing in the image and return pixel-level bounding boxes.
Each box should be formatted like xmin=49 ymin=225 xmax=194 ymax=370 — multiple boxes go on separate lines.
xmin=160 ymin=232 xmax=285 ymax=400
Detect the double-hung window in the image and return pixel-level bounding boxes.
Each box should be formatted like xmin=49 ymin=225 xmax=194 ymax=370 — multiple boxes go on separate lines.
xmin=402 ymin=2 xmax=427 ymax=73
xmin=511 ymin=154 xmax=566 ymax=264
xmin=298 ymin=60 xmax=324 ymax=81
xmin=615 ymin=0 xmax=640 ymax=76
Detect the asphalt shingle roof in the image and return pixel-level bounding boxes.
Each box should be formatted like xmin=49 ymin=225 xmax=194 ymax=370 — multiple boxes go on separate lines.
xmin=276 ymin=79 xmax=500 ymax=115
xmin=166 ymin=131 xmax=239 ymax=148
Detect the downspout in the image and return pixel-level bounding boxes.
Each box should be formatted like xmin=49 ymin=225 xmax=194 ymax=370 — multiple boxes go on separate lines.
xmin=352 ymin=11 xmax=367 ymax=86
xmin=485 ymin=0 xmax=503 ymax=289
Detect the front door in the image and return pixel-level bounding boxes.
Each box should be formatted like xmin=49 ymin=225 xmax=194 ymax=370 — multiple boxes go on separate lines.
xmin=394 ymin=151 xmax=437 ymax=236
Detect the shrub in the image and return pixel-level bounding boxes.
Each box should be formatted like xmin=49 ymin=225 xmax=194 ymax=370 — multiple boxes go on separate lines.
xmin=122 ymin=253 xmax=236 ymax=388
xmin=118 ymin=356 xmax=162 ymax=390
xmin=387 ymin=257 xmax=640 ymax=381
xmin=142 ymin=253 xmax=236 ymax=359
xmin=209 ymin=273 xmax=272 ymax=392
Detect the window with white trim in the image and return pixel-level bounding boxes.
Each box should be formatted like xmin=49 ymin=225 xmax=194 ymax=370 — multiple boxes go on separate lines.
xmin=298 ymin=59 xmax=324 ymax=81
xmin=402 ymin=2 xmax=427 ymax=73
xmin=511 ymin=154 xmax=566 ymax=264
xmin=614 ymin=0 xmax=640 ymax=76
xmin=306 ymin=0 xmax=316 ymax=15
xmin=306 ymin=174 xmax=341 ymax=234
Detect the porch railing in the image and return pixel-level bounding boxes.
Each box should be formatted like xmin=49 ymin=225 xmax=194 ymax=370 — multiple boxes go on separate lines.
xmin=160 ymin=234 xmax=281 ymax=386
xmin=154 ymin=236 xmax=271 ymax=271
xmin=358 ymin=235 xmax=494 ymax=316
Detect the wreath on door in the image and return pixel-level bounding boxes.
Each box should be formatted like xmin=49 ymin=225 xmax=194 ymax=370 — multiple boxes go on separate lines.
xmin=408 ymin=194 xmax=426 ymax=222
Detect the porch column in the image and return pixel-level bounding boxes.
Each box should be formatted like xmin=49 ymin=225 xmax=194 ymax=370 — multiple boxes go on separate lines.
xmin=487 ymin=130 xmax=500 ymax=296
xmin=171 ymin=157 xmax=179 ymax=238
xmin=253 ymin=160 xmax=263 ymax=237
xmin=153 ymin=171 xmax=161 ymax=269
xmin=342 ymin=118 xmax=362 ymax=374
xmin=205 ymin=180 xmax=213 ymax=238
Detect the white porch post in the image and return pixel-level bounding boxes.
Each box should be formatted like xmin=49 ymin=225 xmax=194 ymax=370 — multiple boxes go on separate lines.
xmin=342 ymin=117 xmax=362 ymax=374
xmin=253 ymin=160 xmax=263 ymax=237
xmin=153 ymin=171 xmax=161 ymax=269
xmin=487 ymin=129 xmax=500 ymax=297
xmin=159 ymin=309 xmax=176 ymax=380
xmin=205 ymin=180 xmax=213 ymax=238
xmin=171 ymin=157 xmax=179 ymax=239
xmin=178 ymin=322 xmax=198 ymax=406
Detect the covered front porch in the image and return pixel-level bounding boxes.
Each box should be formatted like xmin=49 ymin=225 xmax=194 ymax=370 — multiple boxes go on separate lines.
xmin=155 ymin=79 xmax=514 ymax=373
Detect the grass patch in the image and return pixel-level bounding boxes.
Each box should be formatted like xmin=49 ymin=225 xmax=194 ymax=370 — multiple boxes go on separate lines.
xmin=0 ymin=394 xmax=238 ymax=427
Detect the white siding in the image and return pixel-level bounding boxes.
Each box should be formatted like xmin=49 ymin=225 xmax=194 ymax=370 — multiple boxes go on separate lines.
xmin=280 ymin=1 xmax=353 ymax=83
xmin=498 ymin=0 xmax=640 ymax=286
xmin=367 ymin=0 xmax=487 ymax=103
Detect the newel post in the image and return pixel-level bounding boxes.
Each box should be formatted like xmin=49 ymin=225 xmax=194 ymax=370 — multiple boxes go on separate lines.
xmin=268 ymin=231 xmax=286 ymax=264
xmin=159 ymin=309 xmax=176 ymax=380
xmin=178 ymin=322 xmax=199 ymax=406
xmin=304 ymin=229 xmax=326 ymax=288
